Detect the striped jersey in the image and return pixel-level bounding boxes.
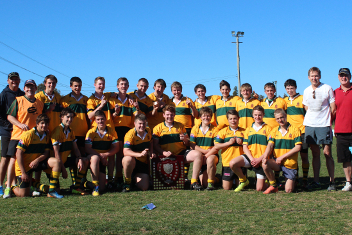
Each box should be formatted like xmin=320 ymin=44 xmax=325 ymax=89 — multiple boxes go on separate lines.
xmin=194 ymin=95 xmax=220 ymax=127
xmin=35 ymin=91 xmax=62 ymax=133
xmin=260 ymin=97 xmax=287 ymax=128
xmin=147 ymin=92 xmax=172 ymax=130
xmin=124 ymin=127 xmax=152 ymax=164
xmin=60 ymin=93 xmax=89 ymax=137
xmin=284 ymin=94 xmax=305 ymax=133
xmin=128 ymin=91 xmax=154 ymax=116
xmin=109 ymin=96 xmax=136 ymax=128
xmin=215 ymin=96 xmax=241 ymax=130
xmin=152 ymin=121 xmax=187 ymax=155
xmin=85 ymin=126 xmax=119 ymax=153
xmin=190 ymin=124 xmax=220 ymax=150
xmin=172 ymin=96 xmax=194 ymax=129
xmin=15 ymin=128 xmax=51 ymax=176
xmin=51 ymin=123 xmax=76 ymax=164
xmin=268 ymin=123 xmax=302 ymax=169
xmin=215 ymin=126 xmax=245 ymax=167
xmin=236 ymin=98 xmax=261 ymax=129
xmin=7 ymin=96 xmax=44 ymax=140
xmin=243 ymin=122 xmax=272 ymax=159
xmin=87 ymin=93 xmax=114 ymax=128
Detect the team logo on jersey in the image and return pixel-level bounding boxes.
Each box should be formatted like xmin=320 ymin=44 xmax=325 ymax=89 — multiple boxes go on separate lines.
xmin=208 ymin=101 xmax=210 ymax=104
xmin=289 ymin=134 xmax=292 ymax=138
xmin=275 ymin=105 xmax=277 ymax=108
xmin=216 ymin=135 xmax=220 ymax=139
xmin=209 ymin=132 xmax=212 ymax=136
xmin=182 ymin=103 xmax=185 ymax=106
xmin=18 ymin=139 xmax=24 ymax=145
xmin=251 ymin=104 xmax=253 ymax=107
xmin=229 ymin=102 xmax=232 ymax=105
xmin=190 ymin=133 xmax=195 ymax=138
xmin=28 ymin=107 xmax=37 ymax=114
xmin=263 ymin=130 xmax=266 ymax=134
xmin=269 ymin=135 xmax=272 ymax=140
xmin=124 ymin=141 xmax=131 ymax=146
xmin=297 ymin=102 xmax=300 ymax=106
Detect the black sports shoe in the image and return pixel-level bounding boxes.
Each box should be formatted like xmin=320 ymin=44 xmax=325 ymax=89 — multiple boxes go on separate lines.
xmin=190 ymin=182 xmax=203 ymax=191
xmin=122 ymin=184 xmax=130 ymax=193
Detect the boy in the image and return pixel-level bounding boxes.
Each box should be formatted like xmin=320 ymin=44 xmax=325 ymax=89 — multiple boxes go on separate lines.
xmin=4 ymin=79 xmax=44 ymax=198
xmin=123 ymin=113 xmax=155 ymax=192
xmin=229 ymin=105 xmax=272 ymax=192
xmin=148 ymin=79 xmax=172 ymax=130
xmin=109 ymin=77 xmax=139 ymax=188
xmin=85 ymin=110 xmax=119 ymax=196
xmin=235 ymin=83 xmax=260 ymax=129
xmin=284 ymin=79 xmax=309 ymax=189
xmin=153 ymin=105 xmax=203 ymax=190
xmin=214 ymin=109 xmax=246 ymax=190
xmin=189 ymin=107 xmax=220 ymax=190
xmin=262 ymin=109 xmax=302 ymax=194
xmin=260 ymin=82 xmax=286 ymax=128
xmin=193 ymin=84 xmax=220 ymax=127
xmin=215 ymin=80 xmax=240 ymax=130
xmin=35 ymin=74 xmax=62 ymax=133
xmin=13 ymin=114 xmax=62 ymax=198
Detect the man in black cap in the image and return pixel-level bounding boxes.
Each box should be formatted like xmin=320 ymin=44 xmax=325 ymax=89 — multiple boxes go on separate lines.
xmin=0 ymin=72 xmax=24 ymax=197
xmin=334 ymin=68 xmax=352 ymax=191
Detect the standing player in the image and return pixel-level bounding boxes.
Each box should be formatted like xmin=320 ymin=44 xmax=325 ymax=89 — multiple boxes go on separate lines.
xmin=214 ymin=109 xmax=246 ymax=190
xmin=153 ymin=105 xmax=203 ymax=190
xmin=284 ymin=79 xmax=309 ymax=189
xmin=229 ymin=105 xmax=272 ymax=192
xmin=4 ymin=79 xmax=44 ymax=198
xmin=0 ymin=72 xmax=24 ymax=197
xmin=128 ymin=78 xmax=156 ymax=117
xmin=262 ymin=109 xmax=302 ymax=194
xmin=123 ymin=114 xmax=154 ymax=192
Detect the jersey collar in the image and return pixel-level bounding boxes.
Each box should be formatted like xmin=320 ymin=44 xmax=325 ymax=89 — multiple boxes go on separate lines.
xmin=34 ymin=127 xmax=47 ymax=141
xmin=95 ymin=126 xmax=108 ymax=138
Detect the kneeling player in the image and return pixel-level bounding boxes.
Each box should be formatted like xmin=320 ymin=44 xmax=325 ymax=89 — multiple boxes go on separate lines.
xmin=190 ymin=107 xmax=220 ymax=190
xmin=214 ymin=109 xmax=246 ymax=190
xmin=230 ymin=105 xmax=272 ymax=192
xmin=262 ymin=109 xmax=302 ymax=194
xmin=122 ymin=114 xmax=155 ymax=192
xmin=14 ymin=114 xmax=62 ymax=198
xmin=85 ymin=110 xmax=119 ymax=196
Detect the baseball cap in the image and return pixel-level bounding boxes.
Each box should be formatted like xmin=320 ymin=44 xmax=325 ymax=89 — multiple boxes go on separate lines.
xmin=24 ymin=79 xmax=37 ymax=87
xmin=8 ymin=72 xmax=20 ymax=79
xmin=338 ymin=68 xmax=351 ymax=76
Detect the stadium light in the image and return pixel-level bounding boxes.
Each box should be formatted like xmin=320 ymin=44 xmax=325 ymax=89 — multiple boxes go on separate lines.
xmin=232 ymin=31 xmax=244 ymax=95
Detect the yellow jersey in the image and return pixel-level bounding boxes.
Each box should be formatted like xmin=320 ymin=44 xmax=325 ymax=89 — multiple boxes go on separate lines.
xmin=124 ymin=127 xmax=152 ymax=164
xmin=190 ymin=124 xmax=219 ymax=150
xmin=51 ymin=123 xmax=76 ymax=164
xmin=260 ymin=97 xmax=287 ymax=128
xmin=87 ymin=93 xmax=114 ymax=128
xmin=215 ymin=96 xmax=241 ymax=130
xmin=35 ymin=91 xmax=62 ymax=133
xmin=284 ymin=94 xmax=306 ymax=134
xmin=172 ymin=96 xmax=194 ymax=129
xmin=194 ymin=95 xmax=220 ymax=127
xmin=147 ymin=92 xmax=172 ymax=130
xmin=243 ymin=123 xmax=272 ymax=160
xmin=236 ymin=98 xmax=261 ymax=129
xmin=109 ymin=96 xmax=136 ymax=128
xmin=85 ymin=126 xmax=119 ymax=153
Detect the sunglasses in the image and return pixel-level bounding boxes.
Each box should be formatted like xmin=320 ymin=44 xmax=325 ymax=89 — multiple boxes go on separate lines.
xmin=313 ymin=90 xmax=316 ymax=99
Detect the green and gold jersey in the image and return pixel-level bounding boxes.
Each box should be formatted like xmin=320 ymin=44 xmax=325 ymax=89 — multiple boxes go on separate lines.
xmin=147 ymin=92 xmax=172 ymax=130
xmin=109 ymin=96 xmax=136 ymax=128
xmin=124 ymin=127 xmax=152 ymax=164
xmin=236 ymin=98 xmax=261 ymax=129
xmin=51 ymin=123 xmax=76 ymax=164
xmin=260 ymin=97 xmax=287 ymax=128
xmin=215 ymin=96 xmax=240 ymax=130
xmin=172 ymin=96 xmax=194 ymax=129
xmin=152 ymin=121 xmax=187 ymax=155
xmin=85 ymin=126 xmax=118 ymax=153
xmin=190 ymin=124 xmax=219 ymax=150
xmin=87 ymin=93 xmax=114 ymax=128
xmin=128 ymin=91 xmax=154 ymax=116
xmin=35 ymin=91 xmax=62 ymax=133
xmin=268 ymin=123 xmax=302 ymax=169
xmin=215 ymin=126 xmax=245 ymax=167
xmin=243 ymin=123 xmax=272 ymax=159
xmin=284 ymin=94 xmax=305 ymax=134
xmin=194 ymin=95 xmax=220 ymax=127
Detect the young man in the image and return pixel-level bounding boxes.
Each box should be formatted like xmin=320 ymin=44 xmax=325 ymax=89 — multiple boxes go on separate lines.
xmin=4 ymin=79 xmax=44 ymax=198
xmin=128 ymin=78 xmax=156 ymax=117
xmin=214 ymin=109 xmax=246 ymax=190
xmin=189 ymin=107 xmax=220 ymax=190
xmin=148 ymin=79 xmax=172 ymax=130
xmin=229 ymin=105 xmax=272 ymax=192
xmin=262 ymin=109 xmax=302 ymax=194
xmin=13 ymin=114 xmax=63 ymax=198
xmin=215 ymin=80 xmax=240 ymax=130
xmin=153 ymin=105 xmax=203 ymax=190
xmin=60 ymin=76 xmax=89 ymax=188
xmin=35 ymin=74 xmax=62 ymax=133
xmin=235 ymin=83 xmax=260 ymax=129
xmin=0 ymin=72 xmax=24 ymax=196
xmin=193 ymin=84 xmax=220 ymax=127
xmin=284 ymin=79 xmax=309 ymax=189
xmin=333 ymin=68 xmax=352 ymax=191
xmin=109 ymin=77 xmax=139 ymax=188
xmin=85 ymin=110 xmax=119 ymax=196
xmin=49 ymin=107 xmax=87 ymax=195
xmin=123 ymin=113 xmax=155 ymax=192
xmin=260 ymin=83 xmax=286 ymax=128
xmin=303 ymin=67 xmax=336 ymax=191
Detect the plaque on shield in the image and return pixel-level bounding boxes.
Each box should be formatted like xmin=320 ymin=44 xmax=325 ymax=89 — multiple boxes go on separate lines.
xmin=152 ymin=155 xmax=184 ymax=190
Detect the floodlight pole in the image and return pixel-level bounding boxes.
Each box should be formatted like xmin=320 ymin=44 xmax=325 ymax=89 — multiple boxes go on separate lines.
xmin=232 ymin=31 xmax=244 ymax=96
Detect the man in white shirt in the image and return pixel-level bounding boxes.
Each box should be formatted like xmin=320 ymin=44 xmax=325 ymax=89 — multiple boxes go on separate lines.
xmin=303 ymin=67 xmax=336 ymax=191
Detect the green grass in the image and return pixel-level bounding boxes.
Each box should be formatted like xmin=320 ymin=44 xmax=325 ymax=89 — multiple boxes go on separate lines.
xmin=1 ymin=144 xmax=350 ymax=234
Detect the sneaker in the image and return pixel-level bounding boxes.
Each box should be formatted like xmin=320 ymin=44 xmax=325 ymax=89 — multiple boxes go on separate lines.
xmin=106 ymin=181 xmax=115 ymax=191
xmin=30 ymin=187 xmax=41 ymax=197
xmin=309 ymin=181 xmax=321 ymax=190
xmin=3 ymin=187 xmax=11 ymax=199
xmin=263 ymin=185 xmax=279 ymax=194
xmin=122 ymin=184 xmax=130 ymax=193
xmin=327 ymin=182 xmax=336 ymax=191
xmin=342 ymin=182 xmax=352 ymax=191
xmin=92 ymin=186 xmax=99 ymax=196
xmin=206 ymin=182 xmax=215 ymax=191
xmin=47 ymin=191 xmax=64 ymax=199
xmin=72 ymin=188 xmax=89 ymax=195
xmin=234 ymin=179 xmax=250 ymax=192
xmin=0 ymin=186 xmax=3 ymax=197
xmin=190 ymin=182 xmax=203 ymax=191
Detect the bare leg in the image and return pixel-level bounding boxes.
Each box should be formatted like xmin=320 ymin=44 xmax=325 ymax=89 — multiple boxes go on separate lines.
xmin=343 ymin=162 xmax=352 ymax=182
xmin=323 ymin=144 xmax=334 ymax=182
xmin=310 ymin=144 xmax=321 ymax=183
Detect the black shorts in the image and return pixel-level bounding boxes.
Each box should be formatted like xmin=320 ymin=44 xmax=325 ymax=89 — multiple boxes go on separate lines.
xmin=242 ymin=154 xmax=265 ymax=177
xmin=17 ymin=160 xmax=50 ymax=188
xmin=1 ymin=136 xmax=11 ymax=158
xmin=180 ymin=149 xmax=191 ymax=161
xmin=336 ymin=133 xmax=352 ymax=163
xmin=222 ymin=167 xmax=239 ymax=181
xmin=75 ymin=136 xmax=85 ymax=148
xmin=132 ymin=160 xmax=149 ymax=175
xmin=7 ymin=140 xmax=19 ymax=157
xmin=64 ymin=156 xmax=77 ymax=168
xmin=17 ymin=175 xmax=31 ymax=189
xmin=115 ymin=126 xmax=131 ymax=142
xmin=99 ymin=161 xmax=107 ymax=174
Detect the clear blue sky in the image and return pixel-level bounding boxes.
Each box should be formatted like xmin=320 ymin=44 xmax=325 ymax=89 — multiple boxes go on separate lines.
xmin=1 ymin=1 xmax=351 ymax=100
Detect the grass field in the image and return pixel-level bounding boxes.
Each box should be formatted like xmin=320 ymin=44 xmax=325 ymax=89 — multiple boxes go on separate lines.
xmin=1 ymin=144 xmax=351 ymax=234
